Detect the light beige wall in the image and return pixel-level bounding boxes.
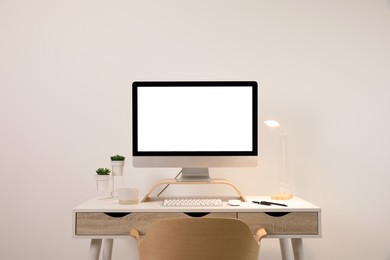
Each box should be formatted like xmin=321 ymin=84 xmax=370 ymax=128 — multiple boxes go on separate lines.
xmin=1 ymin=0 xmax=390 ymax=259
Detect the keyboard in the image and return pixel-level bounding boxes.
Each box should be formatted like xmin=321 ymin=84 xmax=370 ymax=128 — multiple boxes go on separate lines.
xmin=162 ymin=198 xmax=223 ymax=207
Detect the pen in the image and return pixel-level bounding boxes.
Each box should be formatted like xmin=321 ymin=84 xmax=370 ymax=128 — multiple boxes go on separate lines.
xmin=252 ymin=200 xmax=287 ymax=207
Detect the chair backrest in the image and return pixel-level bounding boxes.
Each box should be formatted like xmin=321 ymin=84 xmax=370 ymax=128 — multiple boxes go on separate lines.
xmin=134 ymin=217 xmax=264 ymax=260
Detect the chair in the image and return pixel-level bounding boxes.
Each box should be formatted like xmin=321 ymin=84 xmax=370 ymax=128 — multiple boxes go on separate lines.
xmin=130 ymin=217 xmax=267 ymax=260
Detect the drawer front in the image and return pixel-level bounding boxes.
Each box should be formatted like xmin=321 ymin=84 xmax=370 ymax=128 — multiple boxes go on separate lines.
xmin=238 ymin=212 xmax=318 ymax=235
xmin=157 ymin=212 xmax=237 ymax=220
xmin=76 ymin=212 xmax=157 ymax=236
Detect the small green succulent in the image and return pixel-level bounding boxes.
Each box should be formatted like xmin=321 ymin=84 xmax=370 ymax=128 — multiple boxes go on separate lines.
xmin=96 ymin=168 xmax=111 ymax=175
xmin=111 ymin=154 xmax=125 ymax=161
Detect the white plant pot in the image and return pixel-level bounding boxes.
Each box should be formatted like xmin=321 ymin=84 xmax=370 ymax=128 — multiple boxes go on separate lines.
xmin=111 ymin=161 xmax=125 ymax=176
xmin=96 ymin=175 xmax=111 ymax=191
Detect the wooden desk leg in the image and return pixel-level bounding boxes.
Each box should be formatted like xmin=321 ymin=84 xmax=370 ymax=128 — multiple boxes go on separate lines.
xmin=102 ymin=239 xmax=114 ymax=260
xmin=88 ymin=239 xmax=102 ymax=260
xmin=279 ymin=238 xmax=293 ymax=260
xmin=291 ymin=238 xmax=305 ymax=260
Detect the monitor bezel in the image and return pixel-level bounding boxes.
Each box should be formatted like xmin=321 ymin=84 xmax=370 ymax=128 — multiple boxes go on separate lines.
xmin=132 ymin=81 xmax=258 ymax=157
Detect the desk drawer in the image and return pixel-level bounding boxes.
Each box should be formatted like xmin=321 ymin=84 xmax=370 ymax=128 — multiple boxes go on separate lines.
xmin=75 ymin=212 xmax=157 ymax=236
xmin=157 ymin=212 xmax=237 ymax=219
xmin=238 ymin=212 xmax=318 ymax=235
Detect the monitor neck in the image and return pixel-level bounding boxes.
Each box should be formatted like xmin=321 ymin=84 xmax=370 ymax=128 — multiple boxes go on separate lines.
xmin=177 ymin=168 xmax=212 ymax=182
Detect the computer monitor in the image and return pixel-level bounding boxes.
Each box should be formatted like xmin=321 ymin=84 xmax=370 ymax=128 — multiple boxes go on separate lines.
xmin=132 ymin=81 xmax=258 ymax=181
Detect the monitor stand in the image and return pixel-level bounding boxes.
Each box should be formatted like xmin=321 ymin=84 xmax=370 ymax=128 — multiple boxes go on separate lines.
xmin=141 ymin=168 xmax=246 ymax=202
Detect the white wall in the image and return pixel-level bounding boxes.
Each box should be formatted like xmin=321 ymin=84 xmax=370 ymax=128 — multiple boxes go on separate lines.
xmin=1 ymin=0 xmax=390 ymax=259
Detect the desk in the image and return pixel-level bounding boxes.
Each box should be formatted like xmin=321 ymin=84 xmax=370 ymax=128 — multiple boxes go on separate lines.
xmin=73 ymin=196 xmax=321 ymax=260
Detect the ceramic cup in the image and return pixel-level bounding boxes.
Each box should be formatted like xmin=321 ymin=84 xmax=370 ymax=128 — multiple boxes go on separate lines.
xmin=118 ymin=188 xmax=139 ymax=205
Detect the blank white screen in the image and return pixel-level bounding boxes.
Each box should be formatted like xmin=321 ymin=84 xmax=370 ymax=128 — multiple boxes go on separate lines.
xmin=137 ymin=86 xmax=253 ymax=152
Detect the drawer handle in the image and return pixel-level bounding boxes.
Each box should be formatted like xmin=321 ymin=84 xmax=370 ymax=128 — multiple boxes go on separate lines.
xmin=265 ymin=212 xmax=290 ymax=217
xmin=104 ymin=212 xmax=131 ymax=218
xmin=184 ymin=212 xmax=210 ymax=217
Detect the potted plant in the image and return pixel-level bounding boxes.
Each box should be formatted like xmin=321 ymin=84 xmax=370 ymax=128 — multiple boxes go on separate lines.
xmin=111 ymin=154 xmax=125 ymax=176
xmin=96 ymin=168 xmax=111 ymax=191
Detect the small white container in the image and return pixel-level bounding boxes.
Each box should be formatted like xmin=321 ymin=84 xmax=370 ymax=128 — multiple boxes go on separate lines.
xmin=118 ymin=188 xmax=139 ymax=205
xmin=111 ymin=161 xmax=125 ymax=176
xmin=96 ymin=175 xmax=111 ymax=191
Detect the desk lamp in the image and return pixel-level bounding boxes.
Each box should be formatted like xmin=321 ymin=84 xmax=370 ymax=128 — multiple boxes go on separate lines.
xmin=264 ymin=120 xmax=293 ymax=200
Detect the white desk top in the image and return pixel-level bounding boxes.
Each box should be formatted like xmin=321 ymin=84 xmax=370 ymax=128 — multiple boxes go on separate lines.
xmin=73 ymin=196 xmax=321 ymax=213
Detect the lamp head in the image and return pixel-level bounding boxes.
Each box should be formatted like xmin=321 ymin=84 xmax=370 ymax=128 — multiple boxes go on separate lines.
xmin=264 ymin=120 xmax=280 ymax=128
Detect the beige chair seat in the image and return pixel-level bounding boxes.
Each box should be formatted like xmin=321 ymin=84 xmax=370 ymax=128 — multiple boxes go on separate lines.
xmin=130 ymin=217 xmax=267 ymax=260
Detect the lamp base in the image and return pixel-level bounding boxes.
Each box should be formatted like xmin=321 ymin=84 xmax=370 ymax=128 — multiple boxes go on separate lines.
xmin=271 ymin=193 xmax=293 ymax=200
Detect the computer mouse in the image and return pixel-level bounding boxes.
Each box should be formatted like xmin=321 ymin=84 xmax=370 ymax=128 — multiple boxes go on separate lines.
xmin=228 ymin=199 xmax=241 ymax=206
